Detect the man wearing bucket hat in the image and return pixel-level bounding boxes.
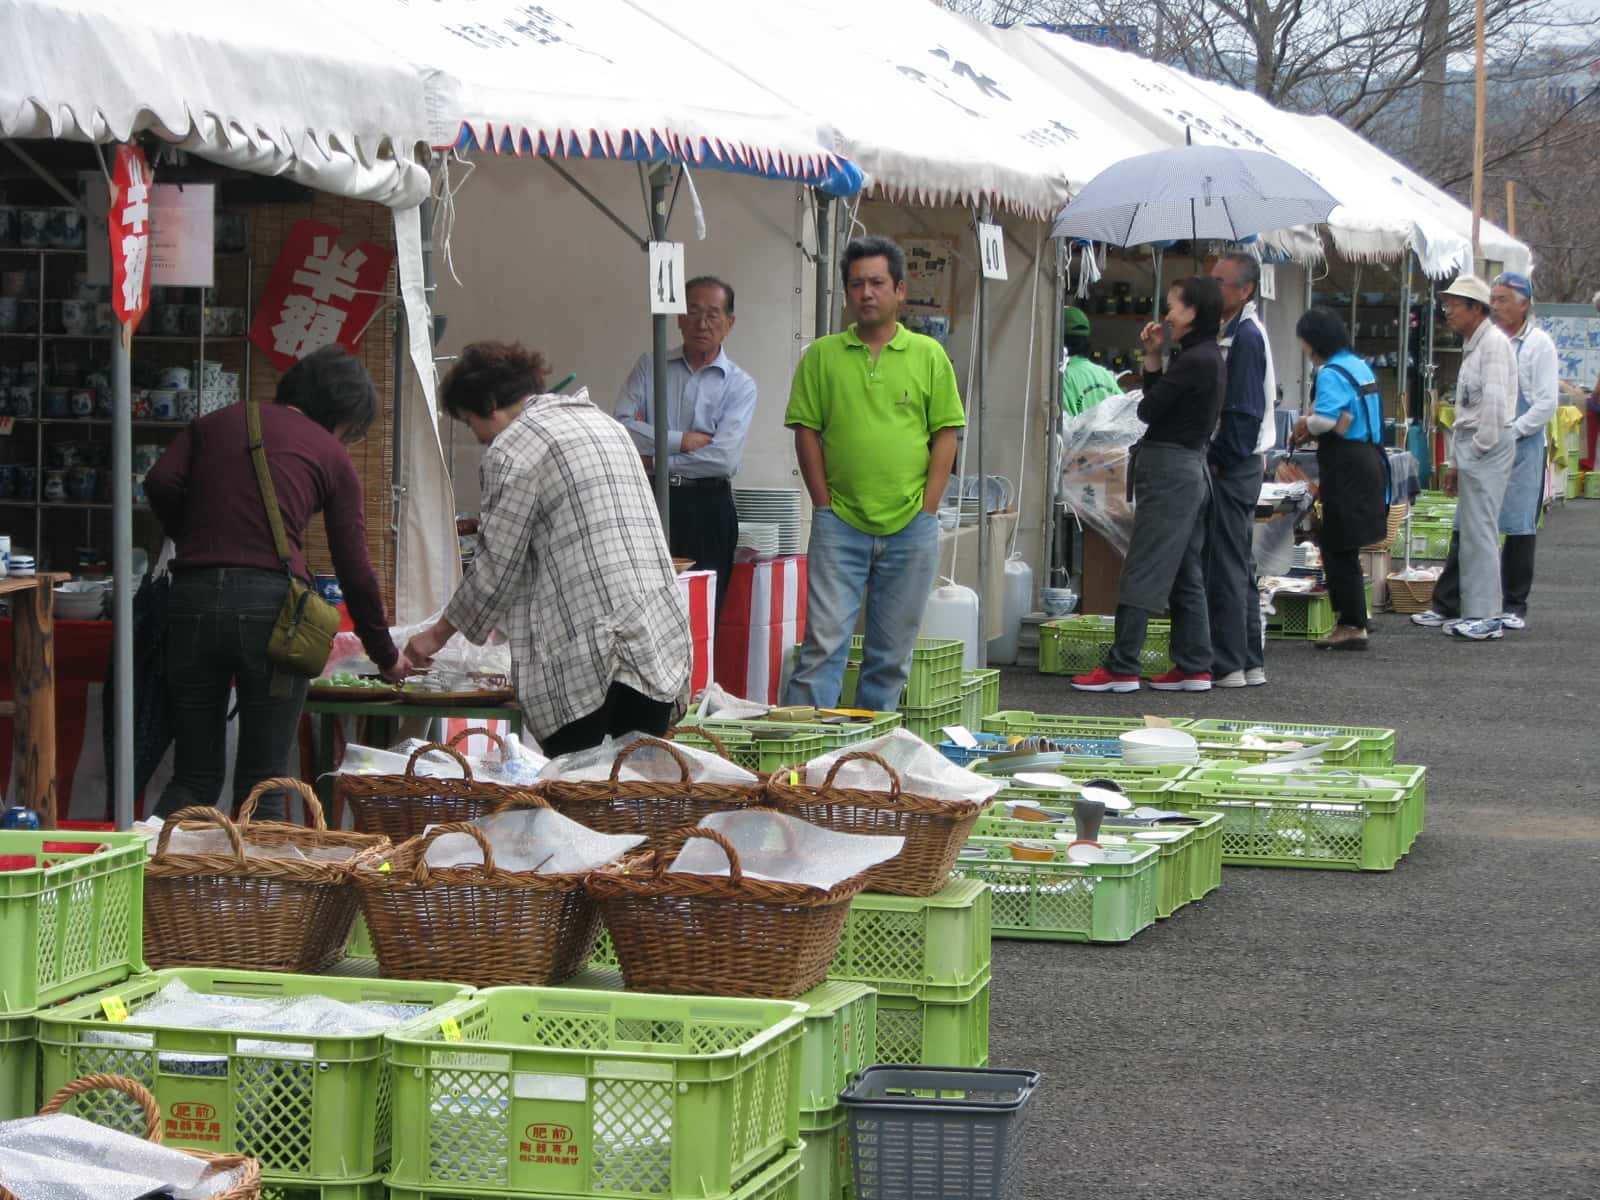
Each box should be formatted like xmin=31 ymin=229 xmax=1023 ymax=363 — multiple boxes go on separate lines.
xmin=1416 ymin=272 xmax=1557 ymax=631
xmin=1411 ymin=274 xmax=1518 ymax=640
xmin=1060 ymin=306 xmax=1121 ymax=418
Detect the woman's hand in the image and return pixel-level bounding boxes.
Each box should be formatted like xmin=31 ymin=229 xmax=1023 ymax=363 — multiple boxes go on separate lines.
xmin=378 ymin=654 xmax=413 ymax=685
xmin=1138 ymin=321 xmax=1165 ymax=356
xmin=1291 ymin=418 xmax=1312 ymax=447
xmin=402 ymin=619 xmax=454 ymax=673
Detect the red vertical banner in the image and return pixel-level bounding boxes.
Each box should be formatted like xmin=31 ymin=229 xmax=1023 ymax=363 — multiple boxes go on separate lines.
xmin=248 ymin=218 xmax=396 ymax=372
xmin=108 ymin=146 xmax=153 ymax=341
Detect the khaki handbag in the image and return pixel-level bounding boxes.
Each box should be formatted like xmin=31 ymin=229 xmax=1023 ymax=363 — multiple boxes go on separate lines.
xmin=247 ymin=398 xmax=342 ymax=677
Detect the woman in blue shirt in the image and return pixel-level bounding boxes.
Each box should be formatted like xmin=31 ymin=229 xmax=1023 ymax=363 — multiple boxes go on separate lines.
xmin=1291 ymin=307 xmax=1387 ymax=650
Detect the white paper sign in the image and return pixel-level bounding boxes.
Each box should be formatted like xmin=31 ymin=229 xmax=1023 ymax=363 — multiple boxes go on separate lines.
xmin=150 ymin=184 xmax=215 ymax=288
xmin=648 ymin=241 xmax=687 ymax=314
xmin=978 ymin=223 xmax=1008 ymax=281
xmin=943 ymin=725 xmax=979 ymax=749
xmin=1260 ymin=263 xmax=1277 ymax=301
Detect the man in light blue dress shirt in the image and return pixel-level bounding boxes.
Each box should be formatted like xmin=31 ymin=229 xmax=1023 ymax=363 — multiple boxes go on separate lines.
xmin=615 ymin=276 xmax=757 ymax=612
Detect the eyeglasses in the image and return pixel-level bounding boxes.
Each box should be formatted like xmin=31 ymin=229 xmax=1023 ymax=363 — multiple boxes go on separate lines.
xmin=684 ymin=308 xmax=726 ymax=324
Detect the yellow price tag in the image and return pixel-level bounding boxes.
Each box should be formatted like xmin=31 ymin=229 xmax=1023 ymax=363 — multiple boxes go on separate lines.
xmin=100 ymin=996 xmax=129 ymax=1023
xmin=788 ymin=771 xmax=799 ymax=786
xmin=440 ymin=1018 xmax=463 ymax=1043
xmin=378 ymin=861 xmax=393 ymax=873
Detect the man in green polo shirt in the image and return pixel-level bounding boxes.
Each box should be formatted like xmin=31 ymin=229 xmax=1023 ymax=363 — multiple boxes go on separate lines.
xmin=783 ymin=235 xmax=966 ymax=712
xmin=1060 ymin=305 xmax=1122 ymax=417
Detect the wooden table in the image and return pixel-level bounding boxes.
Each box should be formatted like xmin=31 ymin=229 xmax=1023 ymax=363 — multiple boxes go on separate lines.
xmin=2 ymin=573 xmax=69 ymax=828
xmin=303 ymin=696 xmax=524 ymax=808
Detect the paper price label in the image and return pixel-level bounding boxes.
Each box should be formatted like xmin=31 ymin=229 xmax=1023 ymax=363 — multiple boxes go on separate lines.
xmin=101 ymin=995 xmax=130 ymax=1023
xmin=440 ymin=1018 xmax=463 ymax=1043
xmin=1260 ymin=263 xmax=1277 ymax=301
xmin=978 ymin=222 xmax=1008 ymax=281
xmin=648 ymin=241 xmax=687 ymax=314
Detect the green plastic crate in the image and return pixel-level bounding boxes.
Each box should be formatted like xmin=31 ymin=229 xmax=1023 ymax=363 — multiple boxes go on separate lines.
xmin=555 ymin=968 xmax=873 ymax=1121
xmin=589 ymin=925 xmax=619 ymax=969
xmin=1167 ymin=780 xmax=1405 ymax=870
xmin=951 ymin=839 xmax=1159 ymax=942
xmin=262 ymin=1178 xmax=385 ymax=1200
xmin=699 ymin=714 xmax=902 ymax=756
xmin=977 ymin=761 xmax=1194 ymax=789
xmin=1189 ymin=761 xmax=1425 ymax=853
xmin=828 ymin=879 xmax=990 ymax=997
xmin=673 ymin=725 xmax=826 ymax=774
xmin=387 ymin=1149 xmax=804 ymax=1200
xmin=1265 ymin=592 xmax=1335 ymax=640
xmin=1567 ymin=470 xmax=1582 ymax=499
xmin=0 ymin=1012 xmax=37 ymax=1120
xmin=799 ymin=1109 xmax=849 ymax=1200
xmin=898 ymin=698 xmax=964 ymax=742
xmin=0 ymin=829 xmax=147 ymax=1013
xmin=959 ymin=669 xmax=1001 ymax=728
xmin=37 ymin=968 xmax=472 ymax=1183
xmin=386 ymin=985 xmax=806 ymax=1198
xmin=1036 ymin=615 xmax=1173 ymax=676
xmin=345 ymin=913 xmax=375 ymax=959
xmin=1185 ymin=719 xmax=1395 ymax=768
xmin=1403 ymin=519 xmax=1454 ymax=559
xmin=1187 ymin=728 xmax=1363 ymax=767
xmin=1586 ymin=470 xmax=1600 ymax=499
xmin=980 ymin=712 xmax=1195 ymax=740
xmin=872 ymin=971 xmax=990 ymax=1068
xmin=847 ymin=636 xmax=965 ymax=707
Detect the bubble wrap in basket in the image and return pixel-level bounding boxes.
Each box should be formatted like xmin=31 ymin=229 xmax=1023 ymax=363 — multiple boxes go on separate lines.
xmin=801 ymin=728 xmax=1004 ymax=805
xmin=421 ymin=807 xmax=644 ymax=874
xmin=539 ymin=732 xmax=758 ymax=786
xmin=671 ymin=809 xmax=903 ymax=891
xmin=130 ymin=820 xmax=366 ymax=863
xmin=0 ymin=1113 xmax=245 ymax=1198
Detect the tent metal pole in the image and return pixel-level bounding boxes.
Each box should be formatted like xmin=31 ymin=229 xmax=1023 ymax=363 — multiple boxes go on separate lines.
xmin=111 ymin=323 xmax=133 ymax=829
xmin=1397 ymin=252 xmax=1412 ymax=436
xmin=814 ymin=192 xmax=833 ymax=339
xmin=649 ymin=164 xmax=672 ymax=522
xmin=1045 ymin=239 xmax=1066 ymax=587
xmin=975 ymin=202 xmax=991 ymax=667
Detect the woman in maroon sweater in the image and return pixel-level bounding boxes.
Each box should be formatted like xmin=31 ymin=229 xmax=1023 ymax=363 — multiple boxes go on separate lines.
xmin=145 ymin=346 xmax=404 ymax=820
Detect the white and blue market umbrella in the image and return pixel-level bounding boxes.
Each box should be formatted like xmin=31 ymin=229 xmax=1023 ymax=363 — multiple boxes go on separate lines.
xmin=1051 ymin=144 xmax=1338 ymax=246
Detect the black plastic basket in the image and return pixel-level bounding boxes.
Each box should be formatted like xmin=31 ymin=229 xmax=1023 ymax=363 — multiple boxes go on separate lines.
xmin=839 ymin=1065 xmax=1040 ymax=1200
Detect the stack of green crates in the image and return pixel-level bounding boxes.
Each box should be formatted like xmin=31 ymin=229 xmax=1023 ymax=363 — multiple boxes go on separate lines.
xmin=38 ymin=967 xmax=471 ymax=1200
xmin=1184 ymin=719 xmax=1396 ymax=769
xmin=1266 ymin=591 xmax=1336 ymax=640
xmin=1163 ymin=777 xmax=1407 ymax=870
xmin=960 ymin=668 xmax=1002 ymax=729
xmin=671 ymin=724 xmax=827 ymax=774
xmin=384 ymin=984 xmax=807 ymax=1200
xmin=953 ymin=837 xmax=1161 ymax=942
xmin=0 ymin=828 xmax=148 ymax=1122
xmin=827 ymin=879 xmax=992 ymax=1072
xmin=1189 ymin=759 xmax=1426 ymax=853
xmin=840 ymin=636 xmax=965 ymax=740
xmin=1037 ymin=614 xmax=1173 ymax=676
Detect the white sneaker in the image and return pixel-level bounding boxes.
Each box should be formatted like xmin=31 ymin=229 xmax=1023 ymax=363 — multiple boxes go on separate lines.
xmin=1450 ymin=617 xmax=1504 ymax=641
xmin=1214 ymin=670 xmax=1247 ymax=688
xmin=1245 ymin=668 xmax=1267 ymax=686
xmin=1437 ymin=618 xmax=1465 ymax=634
xmin=1499 ymin=613 xmax=1526 ymax=630
xmin=1410 ymin=609 xmax=1451 ymax=628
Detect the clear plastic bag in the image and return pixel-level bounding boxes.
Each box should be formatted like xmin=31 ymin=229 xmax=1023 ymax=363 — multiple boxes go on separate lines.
xmin=692 ymin=682 xmax=770 ymax=720
xmin=325 ymin=607 xmax=512 ymax=680
xmin=0 ymin=1114 xmax=245 ymax=1198
xmin=421 ymin=807 xmax=644 ymax=874
xmin=538 ymin=732 xmax=758 ymax=787
xmin=800 ymin=728 xmax=1004 ymax=805
xmin=1057 ymin=391 xmax=1146 ymax=556
xmin=671 ymin=809 xmax=903 ymax=890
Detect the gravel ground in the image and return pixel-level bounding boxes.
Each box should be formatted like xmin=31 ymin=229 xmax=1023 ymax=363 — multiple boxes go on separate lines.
xmin=986 ymin=501 xmax=1600 ymax=1200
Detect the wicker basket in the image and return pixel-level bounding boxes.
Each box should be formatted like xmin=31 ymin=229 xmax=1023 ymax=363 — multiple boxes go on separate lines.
xmin=1365 ymin=502 xmax=1410 ymax=552
xmin=3 ymin=1074 xmax=261 ymax=1200
xmin=542 ymin=736 xmax=764 ymax=839
xmin=351 ymin=804 xmax=604 ymax=987
xmin=143 ymin=779 xmax=387 ymax=974
xmin=1387 ymin=573 xmax=1438 ymax=614
xmin=762 ymin=752 xmax=985 ymax=896
xmin=335 ymin=736 xmax=539 ymax=842
xmin=586 ymin=822 xmax=867 ymax=998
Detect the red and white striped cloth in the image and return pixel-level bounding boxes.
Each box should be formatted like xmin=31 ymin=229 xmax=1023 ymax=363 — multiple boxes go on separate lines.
xmin=714 ymin=555 xmax=807 ymax=705
xmin=677 ymin=569 xmax=716 ymax=695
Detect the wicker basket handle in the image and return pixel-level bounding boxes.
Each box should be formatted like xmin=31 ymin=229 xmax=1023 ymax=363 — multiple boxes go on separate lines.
xmin=610 ymin=736 xmax=692 ymax=783
xmin=447 ymin=726 xmax=508 ymax=758
xmin=820 ymin=751 xmax=903 ymax=798
xmin=651 ymin=825 xmax=744 ymax=884
xmin=155 ymin=805 xmax=247 ymax=863
xmin=39 ymin=1072 xmax=164 ymax=1143
xmin=413 ymin=822 xmax=499 ymax=884
xmin=407 ymin=742 xmax=473 ymax=780
xmin=238 ymin=776 xmax=326 ymax=828
xmin=669 ymin=725 xmax=733 ymax=760
xmin=488 ymin=790 xmax=551 ymax=815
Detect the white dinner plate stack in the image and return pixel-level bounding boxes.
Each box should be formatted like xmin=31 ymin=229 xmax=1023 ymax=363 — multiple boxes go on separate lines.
xmin=1119 ymin=727 xmax=1200 ymax=767
xmin=737 ymin=521 xmax=780 ymax=558
xmin=733 ymin=488 xmax=805 ymax=555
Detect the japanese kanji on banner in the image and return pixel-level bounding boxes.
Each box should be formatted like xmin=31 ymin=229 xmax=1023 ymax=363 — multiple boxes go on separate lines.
xmin=108 ymin=145 xmax=152 ymax=339
xmin=715 ymin=556 xmax=807 ymax=705
xmin=249 ymin=218 xmax=395 ymax=371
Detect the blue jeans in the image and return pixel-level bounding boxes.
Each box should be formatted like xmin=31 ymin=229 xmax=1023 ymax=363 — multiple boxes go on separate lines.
xmin=785 ymin=508 xmax=941 ymax=712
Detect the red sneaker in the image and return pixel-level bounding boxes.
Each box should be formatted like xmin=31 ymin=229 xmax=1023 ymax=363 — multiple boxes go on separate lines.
xmin=1071 ymin=667 xmax=1140 ymax=693
xmin=1149 ymin=669 xmax=1212 ymax=692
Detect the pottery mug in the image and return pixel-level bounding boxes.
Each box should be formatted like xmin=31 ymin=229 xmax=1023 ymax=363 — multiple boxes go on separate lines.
xmin=43 ymin=469 xmax=66 ymax=502
xmin=69 ymin=389 xmax=95 ymax=418
xmin=175 ymin=388 xmax=199 ymax=421
xmin=149 ymin=389 xmax=178 ymax=421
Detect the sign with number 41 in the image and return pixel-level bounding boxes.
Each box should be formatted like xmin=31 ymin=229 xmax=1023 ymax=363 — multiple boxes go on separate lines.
xmin=978 ymin=223 xmax=1008 ymax=281
xmin=649 ymin=241 xmax=687 ymax=314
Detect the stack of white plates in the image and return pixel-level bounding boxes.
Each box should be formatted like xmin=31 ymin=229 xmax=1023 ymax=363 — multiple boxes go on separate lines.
xmin=737 ymin=521 xmax=780 ymax=558
xmin=734 ymin=488 xmax=805 ymax=554
xmin=1119 ymin=727 xmax=1200 ymax=766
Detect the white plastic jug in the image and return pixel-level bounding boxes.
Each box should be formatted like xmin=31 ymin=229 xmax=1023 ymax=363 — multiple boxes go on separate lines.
xmin=986 ymin=554 xmax=1034 ymax=665
xmin=920 ymin=580 xmax=981 ymax=670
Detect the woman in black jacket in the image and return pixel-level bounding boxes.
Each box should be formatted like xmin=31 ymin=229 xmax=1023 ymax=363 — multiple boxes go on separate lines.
xmin=1073 ymin=275 xmax=1225 ymax=693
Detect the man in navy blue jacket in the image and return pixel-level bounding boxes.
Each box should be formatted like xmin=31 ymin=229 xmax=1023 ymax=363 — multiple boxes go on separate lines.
xmin=1205 ymin=253 xmax=1276 ymax=687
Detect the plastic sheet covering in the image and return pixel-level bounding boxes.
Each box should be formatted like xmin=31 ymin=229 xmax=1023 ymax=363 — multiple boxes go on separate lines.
xmin=326 ymin=608 xmax=511 ymax=681
xmin=692 ymin=682 xmax=770 ymax=720
xmin=671 ymin=809 xmax=903 ymax=891
xmin=800 ymin=728 xmax=1004 ymax=805
xmin=420 ymin=807 xmax=644 ymax=874
xmin=358 ymin=735 xmax=547 ymax=784
xmin=538 ymin=733 xmax=759 ymax=786
xmin=1057 ymin=392 xmax=1145 ymax=556
xmin=130 ymin=819 xmax=367 ymax=864
xmin=0 ymin=1114 xmax=246 ymax=1198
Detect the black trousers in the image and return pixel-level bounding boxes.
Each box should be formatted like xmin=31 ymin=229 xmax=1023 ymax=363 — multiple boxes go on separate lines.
xmin=1205 ymin=455 xmax=1265 ymax=676
xmin=1432 ymin=531 xmax=1537 ymax=619
xmin=669 ymin=479 xmax=738 ymax=615
xmin=540 ymin=682 xmax=675 ymax=758
xmin=1323 ymin=547 xmax=1368 ymax=629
